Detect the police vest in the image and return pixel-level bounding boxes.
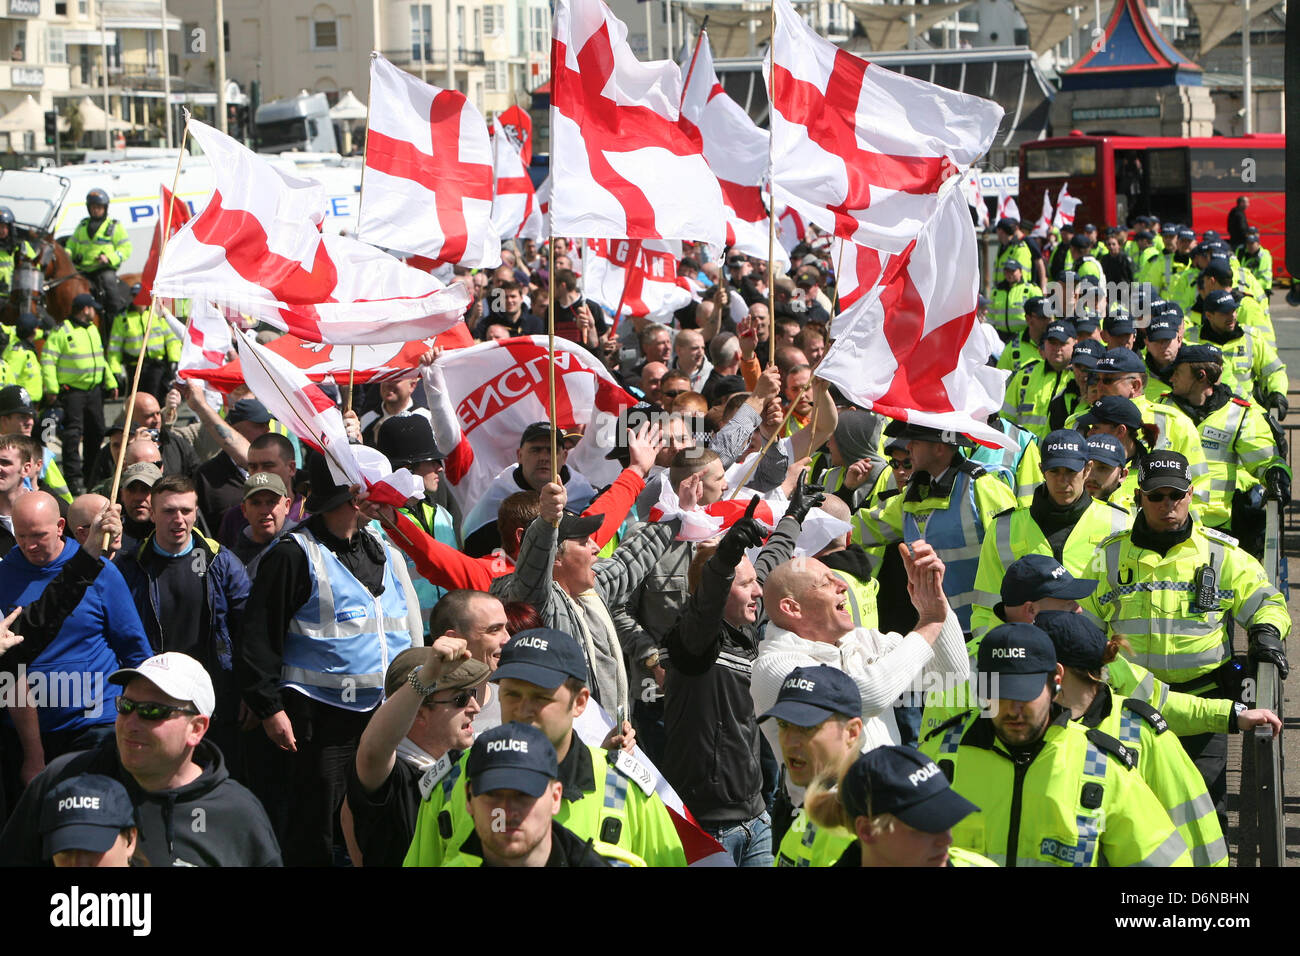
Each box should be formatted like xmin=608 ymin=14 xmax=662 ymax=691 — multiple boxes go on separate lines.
xmin=902 ymin=467 xmax=984 ymax=631
xmin=774 ymin=809 xmax=854 ymax=867
xmin=969 ymin=420 xmax=1041 ymax=504
xmin=990 ymin=282 xmax=1041 ymax=339
xmin=41 ymin=321 xmax=110 ymax=392
xmin=1088 ymin=694 xmax=1227 ymax=868
xmin=69 ymin=217 xmax=128 ymax=272
xmin=281 ymin=527 xmax=422 ymax=711
xmin=404 ymin=740 xmax=688 ymax=868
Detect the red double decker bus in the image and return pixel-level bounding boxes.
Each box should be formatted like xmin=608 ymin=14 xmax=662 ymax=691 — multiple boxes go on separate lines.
xmin=1019 ymin=131 xmax=1287 ymax=280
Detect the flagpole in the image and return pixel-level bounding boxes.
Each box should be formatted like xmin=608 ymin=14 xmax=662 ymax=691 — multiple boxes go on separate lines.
xmin=728 ymin=380 xmax=809 ymax=499
xmin=766 ymin=0 xmax=777 ymax=368
xmin=547 ymin=236 xmax=559 ymax=527
xmin=103 ymin=121 xmax=191 ymax=550
xmin=342 ymin=57 xmax=380 ymax=419
xmin=678 ymin=17 xmax=710 ymax=111
xmin=606 ymin=239 xmax=641 ymax=342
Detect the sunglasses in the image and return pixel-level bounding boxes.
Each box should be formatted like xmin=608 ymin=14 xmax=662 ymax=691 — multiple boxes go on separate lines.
xmin=660 ymin=388 xmax=687 ymax=399
xmin=115 ymin=695 xmax=199 ymax=721
xmin=889 ymin=458 xmax=912 ymax=470
xmin=1143 ymin=488 xmax=1189 ymax=503
xmin=427 ymin=691 xmax=475 ymax=708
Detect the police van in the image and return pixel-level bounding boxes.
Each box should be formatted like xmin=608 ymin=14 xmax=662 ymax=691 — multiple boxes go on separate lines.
xmin=0 ymin=149 xmax=364 ymax=273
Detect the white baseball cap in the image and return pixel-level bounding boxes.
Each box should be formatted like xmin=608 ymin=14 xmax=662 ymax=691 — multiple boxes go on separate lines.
xmin=109 ymin=652 xmax=215 ymax=717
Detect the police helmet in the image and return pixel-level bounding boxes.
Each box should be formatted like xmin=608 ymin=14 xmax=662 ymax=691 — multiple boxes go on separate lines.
xmin=0 ymin=207 xmax=13 ymax=227
xmin=86 ymin=188 xmax=110 ymax=208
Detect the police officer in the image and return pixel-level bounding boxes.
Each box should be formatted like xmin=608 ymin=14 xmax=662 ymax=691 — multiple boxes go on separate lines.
xmin=1159 ymin=344 xmax=1289 ymax=549
xmin=4 ymin=312 xmax=43 ymax=404
xmin=808 ymin=745 xmax=995 ymax=867
xmin=920 ymin=622 xmax=1191 ymax=867
xmin=1083 ymin=434 xmax=1130 ymax=506
xmin=1142 ymin=303 xmax=1184 ymax=402
xmin=851 ymin=420 xmax=1016 ymax=636
xmin=376 ymin=414 xmax=456 ymax=630
xmin=0 ymin=207 xmax=36 ymax=294
xmin=1003 ymin=319 xmax=1076 ymax=440
xmin=444 ymin=722 xmax=626 ymax=867
xmin=1131 ymin=230 xmax=1164 ymax=291
xmin=66 ymin=189 xmax=133 ymax=317
xmin=1189 ymin=289 xmax=1287 ymax=416
xmin=237 ymin=453 xmax=424 ymax=866
xmin=760 ymin=665 xmax=864 ymax=867
xmin=969 ymin=431 xmax=1130 ymax=642
xmin=1236 ymin=228 xmax=1272 ymax=297
xmin=41 ymin=293 xmax=115 ymax=496
xmin=1166 ymin=241 xmax=1213 ymax=313
xmin=1047 ymin=337 xmax=1102 ymax=432
xmin=1187 ymin=255 xmax=1276 ymax=349
xmin=989 ymin=260 xmax=1042 ymax=342
xmin=1067 ymin=232 xmax=1104 ymax=282
xmin=1080 ymin=451 xmax=1290 ymax=816
xmin=1100 ymin=307 xmax=1136 ymax=352
xmin=996 ymin=295 xmax=1050 ymax=374
xmin=107 ymin=303 xmax=181 ymax=403
xmin=993 ymin=217 xmax=1031 ymax=276
xmin=1035 ymin=610 xmax=1226 ymax=867
xmin=405 ymin=628 xmax=688 ymax=867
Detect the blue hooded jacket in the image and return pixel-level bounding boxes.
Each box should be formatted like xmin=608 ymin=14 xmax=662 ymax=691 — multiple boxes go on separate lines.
xmin=0 ymin=540 xmax=151 ymax=734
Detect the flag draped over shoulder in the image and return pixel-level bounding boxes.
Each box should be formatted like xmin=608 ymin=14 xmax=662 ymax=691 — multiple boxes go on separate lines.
xmin=767 ymin=0 xmax=1002 ymax=254
xmin=152 ymin=117 xmax=469 ymax=345
xmin=817 ymin=186 xmax=1014 ymax=450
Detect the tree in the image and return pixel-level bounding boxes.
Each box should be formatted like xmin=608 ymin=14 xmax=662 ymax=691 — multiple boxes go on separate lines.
xmin=61 ymin=102 xmax=84 ymax=146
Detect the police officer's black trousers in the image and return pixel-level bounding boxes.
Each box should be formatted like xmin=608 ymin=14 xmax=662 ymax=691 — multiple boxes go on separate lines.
xmin=126 ymin=358 xmax=171 ymax=404
xmin=280 ymin=690 xmax=370 ymax=867
xmin=58 ymin=384 xmax=104 ymax=493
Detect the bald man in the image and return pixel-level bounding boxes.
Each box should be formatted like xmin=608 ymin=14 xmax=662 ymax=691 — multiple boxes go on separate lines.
xmin=0 ymin=492 xmax=150 ymax=761
xmin=91 ymin=436 xmax=162 ymax=497
xmin=69 ymin=493 xmax=122 ymax=559
xmin=750 ymin=543 xmax=969 ymax=768
xmin=131 ymin=391 xmax=199 ymax=478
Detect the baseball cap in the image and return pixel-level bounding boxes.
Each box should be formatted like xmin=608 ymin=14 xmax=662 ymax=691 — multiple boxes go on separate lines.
xmin=491 ymin=627 xmax=588 ymax=689
xmin=839 ymin=745 xmax=978 ymax=833
xmin=1083 ymin=222 xmax=1097 ymax=233
xmin=226 ymin=398 xmax=271 ymax=426
xmin=1070 ymin=339 xmax=1104 ymax=369
xmin=384 ymin=646 xmax=489 ymax=699
xmin=1134 ymin=229 xmax=1155 ymax=242
xmin=993 ymin=555 xmax=1098 ymax=621
xmin=109 ymin=651 xmax=216 ymax=717
xmin=1094 ymin=348 xmax=1145 ymax=375
xmin=242 ymin=470 xmax=290 ymax=501
xmin=557 ymin=509 xmax=602 ymax=543
xmin=995 ymin=217 xmax=1018 ymax=232
xmin=1077 ymin=395 xmax=1143 ymax=430
xmin=1085 ymin=434 xmax=1127 ymax=469
xmin=1023 ymin=296 xmax=1047 ymax=319
xmin=1167 ymin=343 xmax=1223 ymax=369
xmin=1103 ymin=311 xmax=1135 ymax=336
xmin=121 ymin=462 xmax=162 ymax=490
xmin=1176 ymin=227 xmax=1195 ymax=241
xmin=39 ymin=774 xmax=137 ymax=858
xmin=1203 ymin=289 xmax=1238 ymax=314
xmin=1136 ymin=451 xmax=1191 ymax=493
xmin=71 ymin=293 xmax=100 ymax=314
xmin=1203 ymin=256 xmax=1233 ymax=283
xmin=1040 ymin=429 xmax=1089 ymax=472
xmin=758 ymin=665 xmax=862 ymax=726
xmin=1072 ymin=310 xmax=1100 ymax=335
xmin=1044 ymin=320 xmax=1076 ymax=343
xmin=519 ymin=421 xmax=582 ymax=448
xmin=883 ymin=418 xmax=974 ymax=449
xmin=977 ymin=623 xmax=1059 ymax=701
xmin=1035 ymin=610 xmax=1107 ymax=672
xmin=1160 ymin=222 xmax=1178 ymax=236
xmin=1070 ymin=233 xmax=1091 ymax=249
xmin=1002 ymin=259 xmax=1023 ymax=273
xmin=1202 ymin=229 xmax=1221 ymax=241
xmin=466 ymin=722 xmax=558 ymax=798
xmin=1145 ymin=315 xmax=1181 ymax=342
xmin=0 ymin=385 xmax=35 ymax=418
xmin=1244 ymin=228 xmax=1260 ymax=242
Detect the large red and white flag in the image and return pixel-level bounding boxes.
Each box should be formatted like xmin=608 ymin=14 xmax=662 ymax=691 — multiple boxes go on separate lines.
xmin=834 ymin=237 xmax=890 ymax=314
xmin=153 ymin=118 xmax=469 ymax=344
xmin=550 ymin=0 xmax=726 ymax=243
xmin=1031 ymin=190 xmax=1052 ymax=239
xmin=182 ymin=324 xmax=473 ymax=394
xmin=1051 ymin=182 xmax=1080 ymax=230
xmin=767 ymin=0 xmax=1002 ymax=255
xmin=234 ymin=330 xmax=423 ymax=507
xmin=817 ymin=186 xmax=1013 ymax=450
xmin=996 ymin=193 xmax=1020 ymax=224
xmin=678 ymin=31 xmax=784 ymax=266
xmin=361 ymin=54 xmax=500 ymax=268
xmin=420 ymin=336 xmax=638 ymax=515
xmin=163 ymin=299 xmax=231 ymax=373
xmin=583 ymin=238 xmax=696 ymax=320
xmin=490 ymin=117 xmax=544 ymax=241
xmin=133 ymin=185 xmax=192 ymax=307
xmin=497 ymin=104 xmax=533 ymax=165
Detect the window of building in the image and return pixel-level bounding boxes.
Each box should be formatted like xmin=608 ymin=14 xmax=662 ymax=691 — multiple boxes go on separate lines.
xmin=224 ymin=20 xmax=230 ymax=53
xmin=313 ymin=18 xmax=338 ymax=50
xmin=48 ymin=26 xmax=68 ymax=64
xmin=146 ymin=31 xmax=158 ymax=69
xmin=483 ymin=4 xmax=504 ymax=36
xmin=473 ymin=8 xmax=481 ymax=47
xmin=456 ymin=6 xmax=465 ymax=49
xmin=55 ymin=1 xmax=68 ymax=14
xmin=410 ymin=4 xmax=433 ymax=61
xmin=485 ymin=60 xmax=506 ymax=91
xmin=529 ymin=6 xmax=546 ymax=53
xmin=79 ymin=0 xmax=87 ymax=13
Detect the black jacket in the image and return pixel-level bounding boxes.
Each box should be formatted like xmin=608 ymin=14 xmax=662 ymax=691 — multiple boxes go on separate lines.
xmin=0 ymin=736 xmax=281 ymax=866
xmin=661 ymin=515 xmax=798 ymax=826
xmin=456 ymin=821 xmax=612 ymax=867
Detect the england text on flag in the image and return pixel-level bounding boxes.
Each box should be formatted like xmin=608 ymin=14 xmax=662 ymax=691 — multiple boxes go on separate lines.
xmin=767 ymin=0 xmax=1002 ymax=254
xmin=583 ymin=238 xmax=696 ymax=321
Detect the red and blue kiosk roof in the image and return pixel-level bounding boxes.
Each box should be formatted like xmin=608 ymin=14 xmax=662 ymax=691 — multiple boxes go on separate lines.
xmin=1061 ymin=0 xmax=1203 ymax=90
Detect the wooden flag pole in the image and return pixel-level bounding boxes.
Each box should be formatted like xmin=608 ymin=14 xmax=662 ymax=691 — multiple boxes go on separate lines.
xmin=679 ymin=17 xmax=710 ymax=110
xmin=103 ymin=122 xmax=191 ymax=550
xmin=766 ymin=0 xmax=777 ymax=367
xmin=728 ymin=380 xmax=810 ymax=499
xmin=345 ymin=347 xmax=357 ymax=413
xmin=345 ymin=56 xmax=378 ymax=419
xmin=606 ymin=239 xmax=641 ymax=341
xmin=547 ymin=236 xmax=559 ymax=527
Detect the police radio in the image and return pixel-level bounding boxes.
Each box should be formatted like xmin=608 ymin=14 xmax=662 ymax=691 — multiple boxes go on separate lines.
xmin=1190 ymin=561 xmax=1218 ymax=613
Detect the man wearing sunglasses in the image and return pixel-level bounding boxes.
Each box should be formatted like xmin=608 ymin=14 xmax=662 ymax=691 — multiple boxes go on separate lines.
xmin=0 ymin=651 xmax=281 ymax=866
xmin=1080 ymin=451 xmax=1290 ymax=825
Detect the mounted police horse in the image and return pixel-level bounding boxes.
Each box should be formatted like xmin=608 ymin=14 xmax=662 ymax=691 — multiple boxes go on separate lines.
xmin=4 ymin=233 xmax=141 ymax=332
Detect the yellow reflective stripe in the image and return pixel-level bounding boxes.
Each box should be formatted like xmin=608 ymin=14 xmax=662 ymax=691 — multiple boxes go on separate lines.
xmin=1123 ymin=645 xmax=1228 ymax=671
